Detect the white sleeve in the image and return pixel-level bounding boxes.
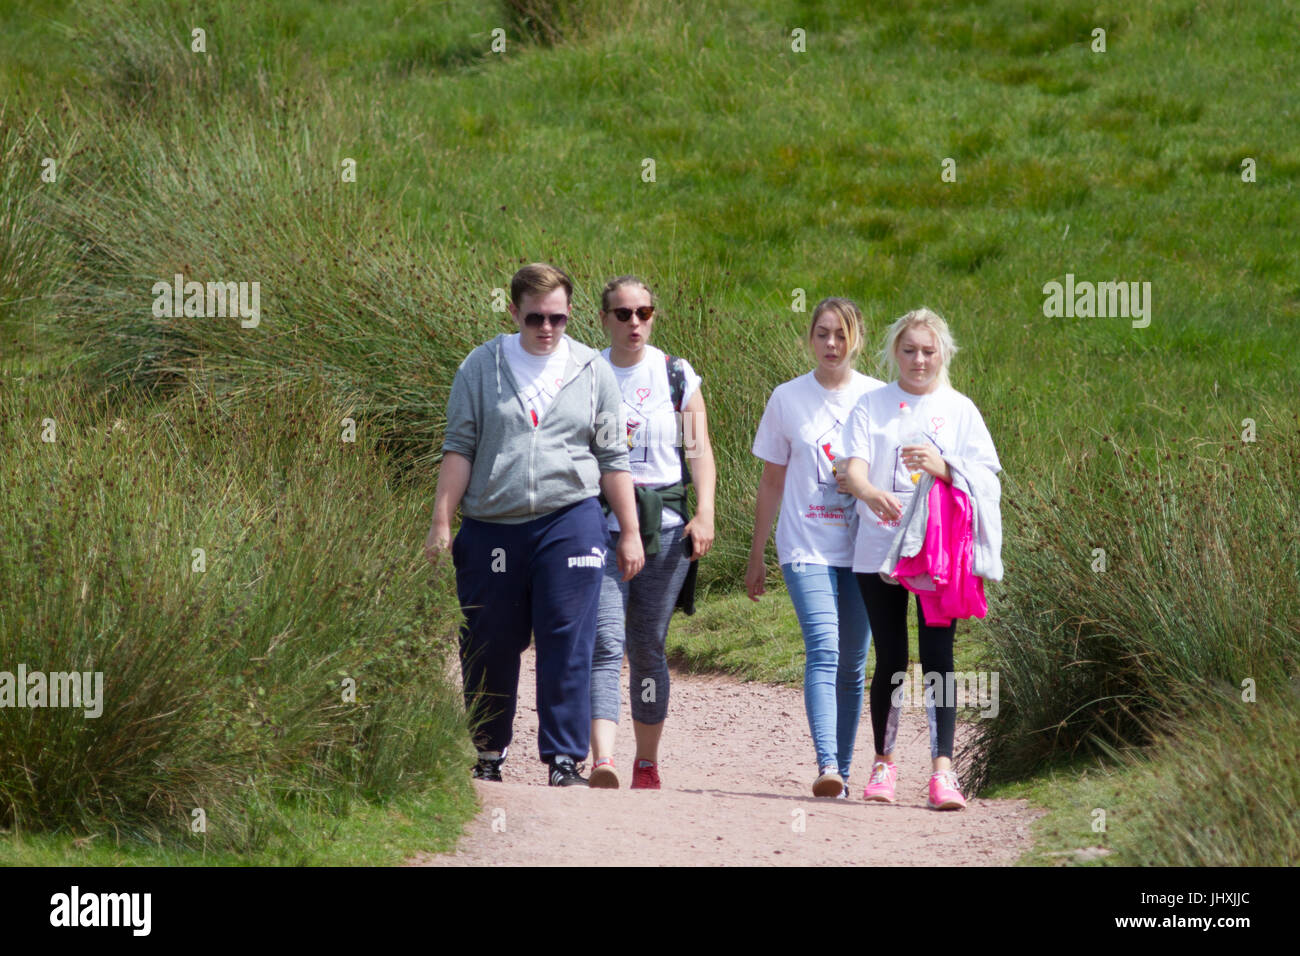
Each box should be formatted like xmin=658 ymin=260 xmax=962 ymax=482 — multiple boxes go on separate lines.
xmin=679 ymin=357 xmax=703 ymax=408
xmin=959 ymin=400 xmax=1001 ymax=474
xmin=751 ymin=389 xmax=790 ymax=465
xmin=841 ymin=394 xmax=873 ymax=464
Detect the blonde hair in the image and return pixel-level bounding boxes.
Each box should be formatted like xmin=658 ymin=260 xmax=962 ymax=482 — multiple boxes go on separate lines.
xmin=807 ymin=297 xmax=865 ymax=363
xmin=599 ymin=275 xmax=655 ymax=312
xmin=878 ymin=307 xmax=958 ymax=386
xmin=511 ymin=262 xmax=572 ymax=306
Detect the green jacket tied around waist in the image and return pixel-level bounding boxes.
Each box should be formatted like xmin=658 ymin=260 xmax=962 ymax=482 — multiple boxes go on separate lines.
xmin=599 ymin=481 xmax=698 ymax=615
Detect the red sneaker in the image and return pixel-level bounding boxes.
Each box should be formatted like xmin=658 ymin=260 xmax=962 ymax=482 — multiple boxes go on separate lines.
xmin=588 ymin=757 xmax=619 ymax=789
xmin=630 ymin=759 xmax=661 ymax=790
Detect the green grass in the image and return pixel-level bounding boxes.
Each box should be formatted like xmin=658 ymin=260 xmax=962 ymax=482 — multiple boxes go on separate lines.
xmin=668 ymin=587 xmax=987 ymax=687
xmin=986 ymin=693 xmax=1300 ymax=867
xmin=0 ymin=784 xmax=475 ymax=865
xmin=967 ymin=418 xmax=1299 ymax=788
xmin=0 ymin=363 xmax=477 ymax=854
xmin=983 ymin=758 xmax=1124 ymax=867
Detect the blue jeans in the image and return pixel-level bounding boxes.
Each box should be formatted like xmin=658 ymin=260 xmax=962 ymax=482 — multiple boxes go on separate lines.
xmin=781 ymin=562 xmax=871 ymax=780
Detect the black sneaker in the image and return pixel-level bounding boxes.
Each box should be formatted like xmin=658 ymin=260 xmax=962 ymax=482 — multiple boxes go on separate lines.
xmin=547 ymin=756 xmax=588 ymax=787
xmin=472 ymin=755 xmax=504 ymax=781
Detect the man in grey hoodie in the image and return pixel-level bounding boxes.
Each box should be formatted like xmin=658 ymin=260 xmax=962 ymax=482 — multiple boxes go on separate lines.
xmin=425 ymin=263 xmax=643 ymax=787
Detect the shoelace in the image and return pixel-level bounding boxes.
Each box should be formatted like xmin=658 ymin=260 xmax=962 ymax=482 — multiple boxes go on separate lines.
xmin=551 ymin=760 xmax=577 ymax=778
xmin=868 ymin=762 xmax=892 ymax=785
xmin=933 ymin=771 xmax=961 ymax=792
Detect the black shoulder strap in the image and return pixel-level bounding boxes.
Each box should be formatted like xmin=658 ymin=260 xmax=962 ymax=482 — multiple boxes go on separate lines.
xmin=665 ymin=354 xmax=692 ymax=486
xmin=666 ymin=353 xmax=685 ymax=411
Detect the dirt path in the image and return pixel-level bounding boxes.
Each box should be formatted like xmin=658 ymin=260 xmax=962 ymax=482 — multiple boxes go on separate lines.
xmin=409 ymin=648 xmax=1041 ymax=866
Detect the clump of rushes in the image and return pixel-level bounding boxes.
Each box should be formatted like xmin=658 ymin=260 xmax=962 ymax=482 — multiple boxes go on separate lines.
xmin=0 ymin=111 xmax=71 ymax=336
xmin=1109 ymin=689 xmax=1300 ymax=866
xmin=41 ymin=91 xmax=514 ymax=475
xmin=965 ymin=416 xmax=1300 ymax=792
xmin=0 ymin=368 xmax=473 ymax=851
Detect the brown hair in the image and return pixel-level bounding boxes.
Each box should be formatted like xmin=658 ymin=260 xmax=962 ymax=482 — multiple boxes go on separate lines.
xmin=808 ymin=297 xmax=866 ymax=363
xmin=511 ymin=262 xmax=573 ymax=307
xmin=599 ymin=275 xmax=655 ymax=312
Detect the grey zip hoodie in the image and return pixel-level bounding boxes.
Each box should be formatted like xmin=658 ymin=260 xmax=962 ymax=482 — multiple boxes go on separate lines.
xmin=442 ymin=333 xmax=629 ymax=523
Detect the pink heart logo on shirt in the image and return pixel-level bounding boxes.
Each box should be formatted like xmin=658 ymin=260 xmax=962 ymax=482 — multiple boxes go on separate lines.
xmin=930 ymin=416 xmax=946 ymax=432
xmin=636 ymin=387 xmax=652 ymax=405
xmin=554 ymin=378 xmax=564 ymax=388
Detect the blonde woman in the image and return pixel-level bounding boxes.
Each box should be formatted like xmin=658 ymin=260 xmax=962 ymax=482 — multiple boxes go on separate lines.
xmin=747 ymin=298 xmax=884 ymax=797
xmin=840 ymin=308 xmax=1001 ymax=809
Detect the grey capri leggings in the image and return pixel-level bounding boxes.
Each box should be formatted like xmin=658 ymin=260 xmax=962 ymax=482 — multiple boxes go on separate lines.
xmin=590 ymin=524 xmax=691 ymax=725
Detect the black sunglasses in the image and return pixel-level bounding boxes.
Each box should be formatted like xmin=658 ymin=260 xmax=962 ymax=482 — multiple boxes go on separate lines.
xmin=523 ymin=313 xmax=569 ymax=328
xmin=607 ymin=306 xmax=655 ymax=322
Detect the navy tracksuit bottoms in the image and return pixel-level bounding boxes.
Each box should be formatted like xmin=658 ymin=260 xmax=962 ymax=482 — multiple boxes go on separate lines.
xmin=452 ymin=497 xmax=607 ymax=762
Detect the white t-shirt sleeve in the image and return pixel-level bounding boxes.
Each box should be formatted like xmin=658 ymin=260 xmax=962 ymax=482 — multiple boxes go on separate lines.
xmin=751 ymin=389 xmax=790 ymax=465
xmin=841 ymin=395 xmax=873 ymax=464
xmin=958 ymin=400 xmax=1001 ymax=473
xmin=679 ymin=357 xmax=703 ymax=408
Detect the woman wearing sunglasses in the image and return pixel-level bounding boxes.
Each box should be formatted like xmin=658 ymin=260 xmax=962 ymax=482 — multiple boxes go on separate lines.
xmin=425 ymin=263 xmax=644 ymax=788
xmin=587 ymin=276 xmax=716 ymax=789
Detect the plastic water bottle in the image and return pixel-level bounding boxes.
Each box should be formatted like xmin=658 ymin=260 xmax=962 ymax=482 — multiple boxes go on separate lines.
xmin=899 ymin=402 xmax=928 ymax=484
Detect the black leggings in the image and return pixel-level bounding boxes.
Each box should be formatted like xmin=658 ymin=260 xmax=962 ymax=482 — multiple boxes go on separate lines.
xmin=856 ymin=573 xmax=957 ymax=760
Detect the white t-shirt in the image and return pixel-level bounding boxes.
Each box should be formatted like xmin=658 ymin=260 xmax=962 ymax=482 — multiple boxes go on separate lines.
xmin=751 ymin=370 xmax=885 ymax=567
xmin=601 ymin=344 xmax=702 ymax=532
xmin=841 ymin=381 xmax=1001 ymax=574
xmin=502 ymin=333 xmax=570 ymax=427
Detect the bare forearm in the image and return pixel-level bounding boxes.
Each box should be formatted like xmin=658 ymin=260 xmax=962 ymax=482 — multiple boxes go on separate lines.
xmin=599 ymin=470 xmax=639 ymax=536
xmin=431 ymin=452 xmax=471 ymax=530
xmin=842 ymin=457 xmax=872 ymax=500
xmin=749 ymin=473 xmax=783 ymax=557
xmin=683 ymin=396 xmax=716 ymax=519
xmin=692 ymin=449 xmax=716 ymax=520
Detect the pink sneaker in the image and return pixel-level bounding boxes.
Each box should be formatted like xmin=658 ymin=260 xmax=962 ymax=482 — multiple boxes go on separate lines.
xmin=630 ymin=759 xmax=661 ymax=790
xmin=928 ymin=770 xmax=967 ymax=810
xmin=861 ymin=761 xmax=898 ymax=803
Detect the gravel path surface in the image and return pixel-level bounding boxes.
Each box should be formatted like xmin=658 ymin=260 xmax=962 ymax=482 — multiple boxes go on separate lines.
xmin=410 ymin=648 xmax=1041 ymax=866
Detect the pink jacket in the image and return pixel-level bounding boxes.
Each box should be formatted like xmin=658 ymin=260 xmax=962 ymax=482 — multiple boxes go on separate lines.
xmin=891 ymin=478 xmax=986 ymax=626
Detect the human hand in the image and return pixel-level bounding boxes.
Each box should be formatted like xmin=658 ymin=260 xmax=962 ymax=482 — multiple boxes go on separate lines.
xmin=425 ymin=522 xmax=451 ymax=565
xmin=901 ymin=444 xmax=948 ymax=481
xmin=863 ymin=485 xmax=904 ymax=523
xmin=617 ymin=532 xmax=645 ymax=581
xmin=745 ymin=552 xmax=767 ymax=601
xmin=683 ymin=512 xmax=715 ymax=561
